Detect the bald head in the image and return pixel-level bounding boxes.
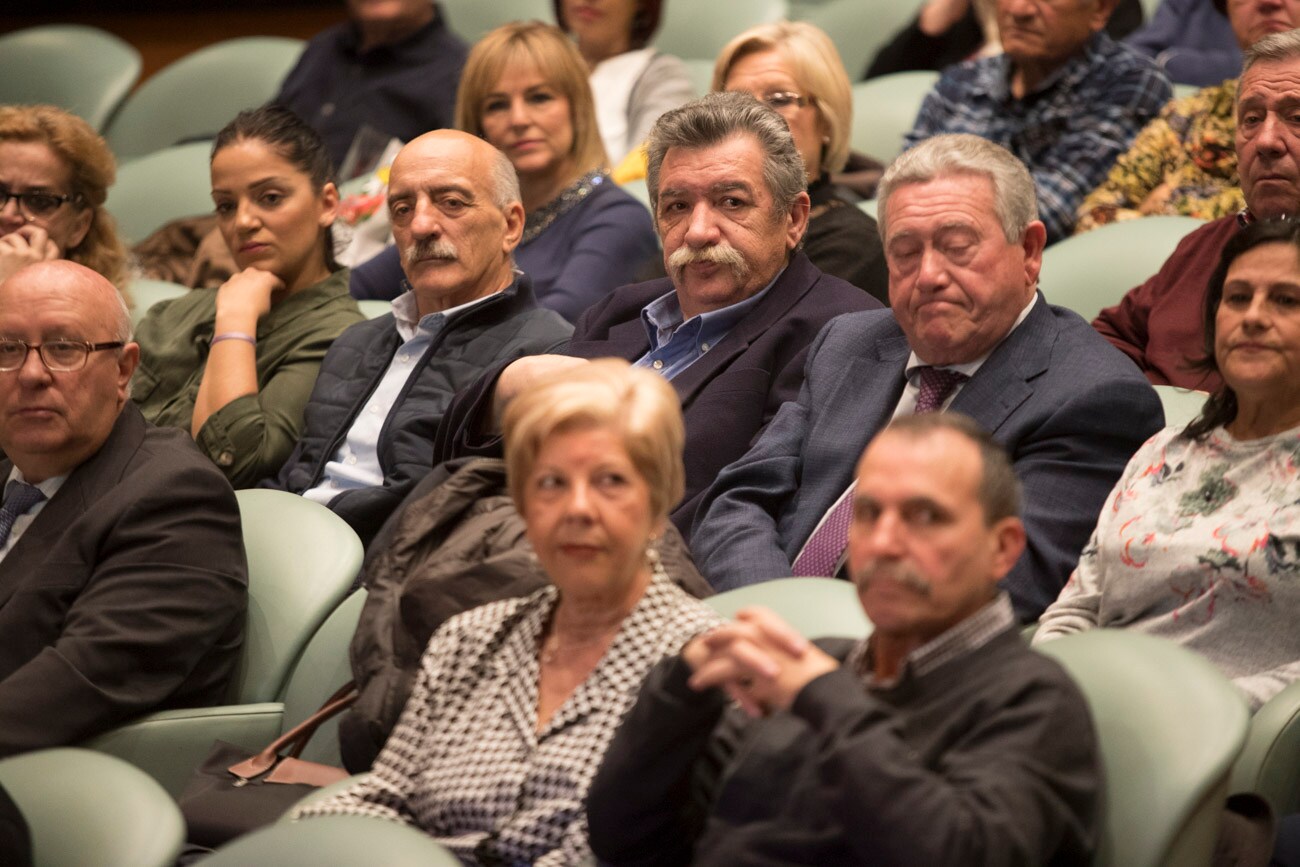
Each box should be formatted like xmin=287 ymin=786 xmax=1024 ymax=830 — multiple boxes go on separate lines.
xmin=397 ymin=129 xmax=522 ymax=212
xmin=0 ymin=259 xmax=139 ymax=482
xmin=386 ymin=129 xmax=527 ymax=316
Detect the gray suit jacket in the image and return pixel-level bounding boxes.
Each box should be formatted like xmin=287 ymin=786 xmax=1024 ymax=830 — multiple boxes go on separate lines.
xmin=690 ymin=297 xmax=1164 ymax=619
xmin=0 ymin=405 xmax=247 ymax=756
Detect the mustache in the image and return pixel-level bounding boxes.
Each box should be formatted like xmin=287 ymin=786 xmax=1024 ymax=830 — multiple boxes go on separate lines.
xmin=403 ymin=237 xmax=459 ymax=265
xmin=850 ymin=560 xmax=933 ymax=597
xmin=666 ymin=242 xmax=749 ymax=284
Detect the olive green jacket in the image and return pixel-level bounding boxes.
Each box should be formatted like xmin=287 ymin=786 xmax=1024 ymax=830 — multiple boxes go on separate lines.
xmin=132 ymin=268 xmax=363 ymax=487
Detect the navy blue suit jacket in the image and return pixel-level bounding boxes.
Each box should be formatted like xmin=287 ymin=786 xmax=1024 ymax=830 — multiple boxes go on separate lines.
xmin=689 ymin=296 xmax=1164 ymax=619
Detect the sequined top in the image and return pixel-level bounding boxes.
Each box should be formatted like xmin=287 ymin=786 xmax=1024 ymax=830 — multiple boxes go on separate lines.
xmin=523 ymin=170 xmax=613 ymax=244
xmin=1076 ymin=79 xmax=1242 ymax=234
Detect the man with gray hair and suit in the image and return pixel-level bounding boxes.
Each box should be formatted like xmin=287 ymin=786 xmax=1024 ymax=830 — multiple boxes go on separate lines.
xmin=690 ymin=133 xmax=1164 ymax=620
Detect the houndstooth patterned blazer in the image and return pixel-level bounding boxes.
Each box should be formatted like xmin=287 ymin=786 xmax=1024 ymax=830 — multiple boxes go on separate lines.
xmin=294 ymin=571 xmax=719 ymax=865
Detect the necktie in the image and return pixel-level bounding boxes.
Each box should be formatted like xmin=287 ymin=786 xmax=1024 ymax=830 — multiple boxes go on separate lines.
xmin=0 ymin=481 xmax=45 ymax=548
xmin=791 ymin=367 xmax=970 ymax=577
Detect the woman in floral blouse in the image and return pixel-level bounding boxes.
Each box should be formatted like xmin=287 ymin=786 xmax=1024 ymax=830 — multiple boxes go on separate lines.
xmin=1035 ymin=219 xmax=1300 ymax=711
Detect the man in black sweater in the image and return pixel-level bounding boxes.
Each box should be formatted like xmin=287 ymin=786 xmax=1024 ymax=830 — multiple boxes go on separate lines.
xmin=587 ymin=413 xmax=1101 ymax=866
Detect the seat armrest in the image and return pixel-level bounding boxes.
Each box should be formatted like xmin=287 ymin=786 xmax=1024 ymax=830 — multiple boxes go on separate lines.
xmin=1230 ymin=678 xmax=1300 ymax=815
xmin=82 ymin=702 xmax=286 ymax=798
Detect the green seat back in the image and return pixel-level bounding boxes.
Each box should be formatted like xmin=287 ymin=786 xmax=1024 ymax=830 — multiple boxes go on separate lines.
xmin=206 ymin=814 xmax=461 ymax=866
xmin=356 ymin=299 xmax=394 ymax=320
xmin=233 ymin=490 xmax=364 ymax=704
xmin=440 ymin=0 xmax=555 ymax=41
xmin=281 ymin=589 xmax=368 ymax=766
xmin=1040 ymin=216 xmax=1206 ymax=322
xmin=127 ymin=278 xmax=190 ymax=327
xmin=1153 ymin=385 xmax=1210 ymax=430
xmin=0 ymin=747 xmax=183 ymax=867
xmin=1036 ymin=631 xmax=1249 ymax=867
xmin=800 ymin=0 xmax=928 ymax=89
xmin=104 ymin=37 xmax=304 ymax=161
xmin=107 ymin=141 xmax=214 ymax=244
xmin=705 ymin=577 xmax=872 ymax=640
xmin=0 ymin=26 xmax=141 ymax=131
xmin=849 ymin=71 xmax=939 ymax=161
xmin=655 ymin=0 xmax=786 ymax=61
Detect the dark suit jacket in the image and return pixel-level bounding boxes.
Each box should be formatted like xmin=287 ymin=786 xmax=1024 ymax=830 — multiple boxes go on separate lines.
xmin=434 ymin=252 xmax=880 ymax=536
xmin=0 ymin=404 xmax=247 ymax=756
xmin=690 ymin=297 xmax=1164 ymax=619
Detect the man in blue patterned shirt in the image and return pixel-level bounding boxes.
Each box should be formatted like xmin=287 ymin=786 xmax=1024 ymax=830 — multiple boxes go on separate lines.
xmin=904 ymin=0 xmax=1171 ymax=242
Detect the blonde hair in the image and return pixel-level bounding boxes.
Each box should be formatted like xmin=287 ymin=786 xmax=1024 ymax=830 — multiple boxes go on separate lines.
xmin=454 ymin=21 xmax=607 ymax=178
xmin=711 ymin=20 xmax=853 ymax=174
xmin=503 ymin=359 xmax=685 ymax=523
xmin=0 ymin=104 xmax=127 ymax=291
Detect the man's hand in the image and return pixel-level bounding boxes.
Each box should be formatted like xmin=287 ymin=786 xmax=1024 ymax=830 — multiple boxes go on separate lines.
xmin=491 ymin=355 xmax=590 ymax=428
xmin=0 ymin=226 xmax=61 ymax=284
xmin=684 ymin=606 xmax=838 ymax=717
xmin=919 ymin=0 xmax=971 ymax=36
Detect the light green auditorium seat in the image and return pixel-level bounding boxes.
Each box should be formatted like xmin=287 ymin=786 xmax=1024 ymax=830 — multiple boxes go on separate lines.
xmin=127 ymin=278 xmax=190 ymax=327
xmin=655 ymin=0 xmax=786 ymax=61
xmin=705 ymin=577 xmax=872 ymax=640
xmin=1153 ymin=385 xmax=1209 ymax=430
xmin=1037 ymin=631 xmax=1249 ymax=867
xmin=83 ymin=491 xmax=364 ymax=796
xmin=104 ymin=37 xmax=304 ymax=161
xmin=205 ymin=814 xmax=462 ymax=866
xmin=1039 ymin=215 xmax=1206 ymax=322
xmin=107 ymin=141 xmax=214 ymax=244
xmin=849 ymin=71 xmax=939 ymax=161
xmin=0 ymin=26 xmax=141 ymax=131
xmin=1232 ymin=678 xmax=1300 ymax=816
xmin=798 ymin=0 xmax=927 ymax=87
xmin=0 ymin=747 xmax=184 ymax=867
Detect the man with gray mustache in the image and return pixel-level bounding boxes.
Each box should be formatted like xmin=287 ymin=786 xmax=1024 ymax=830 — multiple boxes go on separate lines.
xmin=588 ymin=413 xmax=1101 ymax=866
xmin=262 ymin=129 xmax=572 ymax=545
xmin=435 ymin=92 xmax=879 ymax=538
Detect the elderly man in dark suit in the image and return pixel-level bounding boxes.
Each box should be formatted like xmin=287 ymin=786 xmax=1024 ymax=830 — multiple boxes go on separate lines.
xmin=435 ymin=92 xmax=879 ymax=536
xmin=0 ymin=260 xmax=247 ymax=756
xmin=690 ymin=134 xmax=1164 ymax=620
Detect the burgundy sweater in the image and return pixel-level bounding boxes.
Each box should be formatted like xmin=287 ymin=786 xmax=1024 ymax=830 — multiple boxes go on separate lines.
xmin=1092 ymin=214 xmax=1238 ymax=390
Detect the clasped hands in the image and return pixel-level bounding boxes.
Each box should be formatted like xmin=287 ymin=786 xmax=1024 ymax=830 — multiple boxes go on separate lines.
xmin=683 ymin=606 xmax=838 ymax=718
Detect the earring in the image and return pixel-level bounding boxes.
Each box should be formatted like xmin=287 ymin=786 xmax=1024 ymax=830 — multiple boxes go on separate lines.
xmin=646 ymin=537 xmax=663 ymax=575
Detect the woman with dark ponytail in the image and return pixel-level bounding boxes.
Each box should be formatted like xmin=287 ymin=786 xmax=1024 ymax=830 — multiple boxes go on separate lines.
xmin=132 ymin=104 xmax=363 ymax=487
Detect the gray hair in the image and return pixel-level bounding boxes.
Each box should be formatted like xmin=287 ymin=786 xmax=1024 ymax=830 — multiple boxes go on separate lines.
xmin=876 ymin=134 xmax=1039 ymax=243
xmin=1242 ymin=28 xmax=1300 ymax=75
xmin=646 ymin=91 xmax=807 ymax=215
xmin=111 ymin=289 xmax=132 ymax=343
xmin=485 ymin=146 xmax=522 ymax=211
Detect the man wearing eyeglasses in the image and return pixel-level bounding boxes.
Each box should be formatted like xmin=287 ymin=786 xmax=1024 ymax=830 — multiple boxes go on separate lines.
xmin=0 ymin=260 xmax=247 ymax=756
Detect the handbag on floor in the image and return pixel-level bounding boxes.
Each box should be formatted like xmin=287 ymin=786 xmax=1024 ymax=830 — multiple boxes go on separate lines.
xmin=179 ymin=682 xmax=356 ymax=847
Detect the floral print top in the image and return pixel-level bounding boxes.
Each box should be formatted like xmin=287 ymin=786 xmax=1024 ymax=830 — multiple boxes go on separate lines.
xmin=1076 ymin=79 xmax=1243 ymax=234
xmin=1035 ymin=423 xmax=1300 ymax=710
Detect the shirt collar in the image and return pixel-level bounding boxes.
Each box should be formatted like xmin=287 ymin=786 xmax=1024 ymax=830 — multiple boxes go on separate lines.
xmin=640 ymin=266 xmax=783 ymax=352
xmin=850 ymin=592 xmax=1016 ymax=690
xmin=6 ymin=466 xmax=67 ymax=502
xmin=904 ymin=292 xmax=1038 ymax=381
xmin=390 ymin=275 xmax=510 ymax=342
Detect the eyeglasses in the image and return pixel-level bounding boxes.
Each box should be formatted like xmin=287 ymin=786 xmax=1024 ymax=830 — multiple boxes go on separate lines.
xmin=0 ymin=186 xmax=81 ymax=220
xmin=0 ymin=339 xmax=125 ymax=372
xmin=759 ymin=91 xmax=810 ymax=114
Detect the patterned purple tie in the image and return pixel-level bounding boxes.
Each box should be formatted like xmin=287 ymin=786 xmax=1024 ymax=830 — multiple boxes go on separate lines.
xmin=0 ymin=480 xmax=45 ymax=548
xmin=791 ymin=366 xmax=969 ymax=576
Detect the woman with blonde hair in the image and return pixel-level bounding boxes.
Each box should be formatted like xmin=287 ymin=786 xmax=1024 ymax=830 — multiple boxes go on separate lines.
xmin=294 ymin=358 xmax=718 ymax=866
xmin=351 ymin=21 xmax=659 ymax=323
xmin=0 ymin=105 xmax=128 ymax=293
xmin=713 ymin=21 xmax=887 ymax=301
